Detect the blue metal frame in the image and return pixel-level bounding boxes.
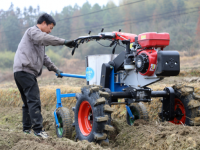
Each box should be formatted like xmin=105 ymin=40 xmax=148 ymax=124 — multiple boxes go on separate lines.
xmin=109 ymin=67 xmax=127 ymax=92
xmin=54 ymin=73 xmax=85 ymax=128
xmin=109 ymin=68 xmax=134 ymax=120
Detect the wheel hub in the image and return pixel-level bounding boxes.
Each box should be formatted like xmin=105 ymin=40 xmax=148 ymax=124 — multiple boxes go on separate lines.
xmin=78 ymin=101 xmax=93 ymax=136
xmin=170 ymin=98 xmax=186 ymax=124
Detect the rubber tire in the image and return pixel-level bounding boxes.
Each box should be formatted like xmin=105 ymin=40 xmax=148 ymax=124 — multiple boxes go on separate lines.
xmin=55 ymin=107 xmax=72 ymax=139
xmin=74 ymin=85 xmax=113 ymax=144
xmin=173 ymin=85 xmax=198 ymax=125
xmin=126 ymin=102 xmax=149 ymax=126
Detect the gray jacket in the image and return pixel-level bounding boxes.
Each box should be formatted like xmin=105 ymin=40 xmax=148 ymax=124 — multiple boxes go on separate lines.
xmin=13 ymin=26 xmax=65 ymax=77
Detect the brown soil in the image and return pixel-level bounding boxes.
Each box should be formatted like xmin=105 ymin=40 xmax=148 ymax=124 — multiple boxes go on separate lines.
xmin=0 ymin=82 xmax=200 ymax=150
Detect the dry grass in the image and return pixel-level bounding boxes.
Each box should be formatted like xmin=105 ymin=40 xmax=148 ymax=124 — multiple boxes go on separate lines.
xmin=0 ymin=85 xmax=81 ymax=109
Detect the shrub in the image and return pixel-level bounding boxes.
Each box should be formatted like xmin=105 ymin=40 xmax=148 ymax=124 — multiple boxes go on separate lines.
xmin=0 ymin=51 xmax=15 ymax=69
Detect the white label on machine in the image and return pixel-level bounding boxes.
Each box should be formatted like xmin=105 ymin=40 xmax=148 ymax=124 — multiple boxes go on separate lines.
xmin=150 ymin=64 xmax=156 ymax=71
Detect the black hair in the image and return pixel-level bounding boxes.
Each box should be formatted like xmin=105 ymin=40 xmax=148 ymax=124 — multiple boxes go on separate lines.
xmin=37 ymin=13 xmax=56 ymax=26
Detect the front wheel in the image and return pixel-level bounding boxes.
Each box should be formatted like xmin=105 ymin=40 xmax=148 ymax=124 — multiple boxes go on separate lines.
xmin=126 ymin=102 xmax=149 ymax=126
xmin=55 ymin=107 xmax=72 ymax=138
xmin=74 ymin=86 xmax=114 ymax=144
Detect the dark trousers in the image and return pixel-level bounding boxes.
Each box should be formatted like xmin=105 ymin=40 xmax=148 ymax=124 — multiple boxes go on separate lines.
xmin=14 ymin=71 xmax=43 ymax=133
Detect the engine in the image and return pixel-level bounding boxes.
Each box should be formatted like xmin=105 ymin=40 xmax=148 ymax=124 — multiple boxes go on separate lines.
xmin=134 ymin=32 xmax=180 ymax=77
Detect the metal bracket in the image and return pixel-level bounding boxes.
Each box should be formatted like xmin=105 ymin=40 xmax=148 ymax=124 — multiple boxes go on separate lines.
xmin=126 ymin=105 xmax=134 ymax=120
xmin=161 ymin=87 xmax=175 ymax=121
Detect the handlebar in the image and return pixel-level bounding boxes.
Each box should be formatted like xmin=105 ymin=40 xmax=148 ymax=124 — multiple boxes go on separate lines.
xmin=71 ymin=31 xmax=137 ymax=55
xmin=71 ymin=32 xmax=116 ymax=55
xmin=56 ymin=73 xmax=86 ymax=79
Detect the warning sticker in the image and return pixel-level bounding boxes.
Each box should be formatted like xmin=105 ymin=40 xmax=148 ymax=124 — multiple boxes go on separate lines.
xmin=141 ymin=35 xmax=146 ymax=40
xmin=150 ymin=64 xmax=156 ymax=71
xmin=130 ymin=43 xmax=133 ymax=49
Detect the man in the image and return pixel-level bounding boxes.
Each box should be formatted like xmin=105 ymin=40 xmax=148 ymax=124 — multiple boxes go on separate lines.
xmin=13 ymin=13 xmax=75 ymax=138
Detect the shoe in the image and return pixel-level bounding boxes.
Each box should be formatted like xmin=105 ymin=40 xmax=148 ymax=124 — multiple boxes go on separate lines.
xmin=23 ymin=130 xmax=31 ymax=134
xmin=34 ymin=131 xmax=48 ymax=139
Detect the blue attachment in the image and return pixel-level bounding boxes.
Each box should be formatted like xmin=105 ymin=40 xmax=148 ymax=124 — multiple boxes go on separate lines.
xmin=54 ymin=89 xmax=77 ymax=128
xmin=56 ymin=73 xmax=86 ymax=79
xmin=126 ymin=105 xmax=135 ymax=120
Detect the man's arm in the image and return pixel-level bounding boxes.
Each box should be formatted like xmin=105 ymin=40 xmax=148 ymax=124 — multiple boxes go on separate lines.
xmin=28 ymin=28 xmax=65 ymax=46
xmin=43 ymin=54 xmax=58 ymax=72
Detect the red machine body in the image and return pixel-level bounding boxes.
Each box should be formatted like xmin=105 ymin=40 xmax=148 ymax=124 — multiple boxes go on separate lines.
xmin=113 ymin=31 xmax=137 ymax=43
xmin=138 ymin=32 xmax=170 ymax=49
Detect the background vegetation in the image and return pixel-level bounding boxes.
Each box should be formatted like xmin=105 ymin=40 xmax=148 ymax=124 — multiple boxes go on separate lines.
xmin=0 ymin=0 xmax=200 ymax=69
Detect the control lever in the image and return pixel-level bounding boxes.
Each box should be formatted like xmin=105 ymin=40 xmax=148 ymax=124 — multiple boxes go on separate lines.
xmin=112 ymin=43 xmax=117 ymax=54
xmin=110 ymin=40 xmax=115 ymax=47
xmin=71 ymin=43 xmax=78 ymax=55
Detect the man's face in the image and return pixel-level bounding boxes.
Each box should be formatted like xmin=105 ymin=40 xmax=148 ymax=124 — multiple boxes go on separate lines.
xmin=41 ymin=21 xmax=54 ymax=34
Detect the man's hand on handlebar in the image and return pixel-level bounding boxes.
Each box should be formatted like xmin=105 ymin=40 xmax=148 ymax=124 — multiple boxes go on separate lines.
xmin=64 ymin=40 xmax=76 ymax=48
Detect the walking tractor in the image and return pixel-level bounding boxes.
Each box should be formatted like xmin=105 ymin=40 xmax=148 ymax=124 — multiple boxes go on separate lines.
xmin=54 ymin=29 xmax=197 ymax=145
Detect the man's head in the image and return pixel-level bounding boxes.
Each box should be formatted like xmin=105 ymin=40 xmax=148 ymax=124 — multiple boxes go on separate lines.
xmin=37 ymin=13 xmax=56 ymax=34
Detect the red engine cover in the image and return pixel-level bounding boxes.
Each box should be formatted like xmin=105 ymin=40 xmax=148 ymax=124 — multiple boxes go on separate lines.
xmin=137 ymin=49 xmax=157 ymax=76
xmin=138 ymin=32 xmax=170 ymax=49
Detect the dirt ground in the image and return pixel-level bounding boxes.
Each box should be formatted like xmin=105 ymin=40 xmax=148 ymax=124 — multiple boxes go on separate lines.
xmin=1 ymin=104 xmax=200 ymax=150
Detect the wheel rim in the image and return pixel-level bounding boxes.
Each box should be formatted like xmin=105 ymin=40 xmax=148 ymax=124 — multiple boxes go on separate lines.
xmin=170 ymin=98 xmax=186 ymax=124
xmin=57 ymin=115 xmax=63 ymax=135
xmin=78 ymin=101 xmax=93 ymax=136
xmin=128 ymin=107 xmax=139 ymax=125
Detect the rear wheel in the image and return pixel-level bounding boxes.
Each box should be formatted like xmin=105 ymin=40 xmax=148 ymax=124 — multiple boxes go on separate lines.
xmin=126 ymin=102 xmax=149 ymax=126
xmin=171 ymin=85 xmax=200 ymax=125
xmin=55 ymin=107 xmax=72 ymax=138
xmin=74 ymin=86 xmax=114 ymax=145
